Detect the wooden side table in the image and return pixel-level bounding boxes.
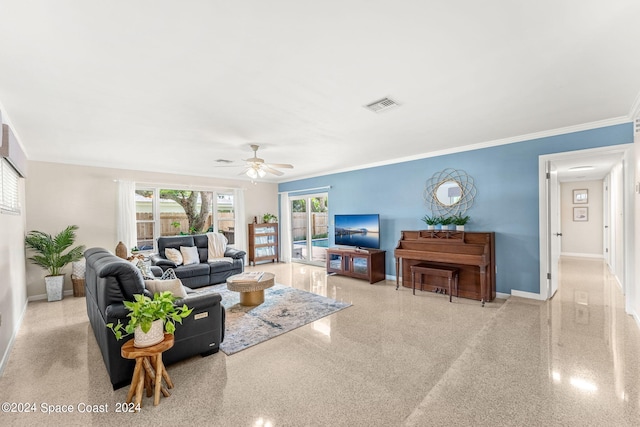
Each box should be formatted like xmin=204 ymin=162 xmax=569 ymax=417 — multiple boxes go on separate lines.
xmin=121 ymin=333 xmax=175 ymax=406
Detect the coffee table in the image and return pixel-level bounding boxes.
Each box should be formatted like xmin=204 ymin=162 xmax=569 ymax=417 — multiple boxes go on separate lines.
xmin=226 ymin=272 xmax=275 ymax=306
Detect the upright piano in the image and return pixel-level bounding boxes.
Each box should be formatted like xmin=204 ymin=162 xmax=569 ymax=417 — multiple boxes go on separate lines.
xmin=394 ymin=231 xmax=495 ymax=305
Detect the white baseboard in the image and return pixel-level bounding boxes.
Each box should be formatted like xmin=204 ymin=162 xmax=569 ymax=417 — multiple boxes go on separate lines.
xmin=631 ymin=308 xmax=640 ymax=332
xmin=0 ymin=298 xmax=28 ymax=377
xmin=27 ymin=289 xmax=74 ymax=302
xmin=561 ymin=252 xmax=604 ymax=259
xmin=511 ymin=289 xmax=546 ymax=300
xmin=496 ymin=292 xmax=510 ymax=300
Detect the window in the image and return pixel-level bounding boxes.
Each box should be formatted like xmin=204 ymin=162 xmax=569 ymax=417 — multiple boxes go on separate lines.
xmin=134 ymin=187 xmax=236 ymax=251
xmin=216 ymin=193 xmax=235 ymax=244
xmin=0 ymin=159 xmax=20 ymax=214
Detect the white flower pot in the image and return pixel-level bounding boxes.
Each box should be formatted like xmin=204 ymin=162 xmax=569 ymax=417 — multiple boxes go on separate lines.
xmin=44 ymin=275 xmax=65 ymax=302
xmin=427 ymin=225 xmax=435 ymax=230
xmin=134 ymin=319 xmax=164 ymax=348
xmin=456 ymin=225 xmax=465 ymax=231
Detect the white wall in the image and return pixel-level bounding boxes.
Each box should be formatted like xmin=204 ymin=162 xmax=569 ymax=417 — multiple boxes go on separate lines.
xmin=560 ymin=180 xmax=603 ymax=257
xmin=0 ymin=175 xmax=27 ymax=374
xmin=25 ymin=161 xmax=278 ymax=298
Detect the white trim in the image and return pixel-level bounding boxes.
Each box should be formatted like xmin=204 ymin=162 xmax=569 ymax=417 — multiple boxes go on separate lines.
xmin=560 ymin=252 xmax=604 ymax=259
xmin=0 ymin=298 xmax=28 ymax=376
xmin=280 ymin=116 xmax=631 ymax=183
xmin=278 ymin=185 xmax=331 ymax=195
xmin=27 ymin=289 xmax=74 ymax=302
xmin=496 ymin=292 xmax=510 ymax=300
xmin=628 ymin=90 xmax=640 ymax=120
xmin=511 ymin=290 xmax=546 ymax=300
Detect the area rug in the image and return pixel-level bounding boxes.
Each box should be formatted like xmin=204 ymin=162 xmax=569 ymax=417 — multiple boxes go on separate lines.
xmin=207 ymin=283 xmax=351 ymax=355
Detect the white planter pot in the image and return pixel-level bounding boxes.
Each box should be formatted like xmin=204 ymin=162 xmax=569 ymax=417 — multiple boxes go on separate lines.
xmin=456 ymin=225 xmax=465 ymax=231
xmin=427 ymin=225 xmax=435 ymax=230
xmin=44 ymin=275 xmax=65 ymax=302
xmin=134 ymin=319 xmax=164 ymax=348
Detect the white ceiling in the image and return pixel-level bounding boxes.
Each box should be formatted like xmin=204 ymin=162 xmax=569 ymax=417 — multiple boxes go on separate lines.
xmin=1 ymin=1 xmax=639 ymax=183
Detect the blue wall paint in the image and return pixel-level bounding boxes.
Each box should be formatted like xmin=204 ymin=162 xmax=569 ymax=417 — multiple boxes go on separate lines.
xmin=279 ymin=123 xmax=633 ymax=295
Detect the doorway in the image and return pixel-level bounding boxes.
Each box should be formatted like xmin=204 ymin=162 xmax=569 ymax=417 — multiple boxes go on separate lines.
xmin=290 ymin=193 xmax=329 ymax=266
xmin=539 ymin=144 xmax=632 ymax=300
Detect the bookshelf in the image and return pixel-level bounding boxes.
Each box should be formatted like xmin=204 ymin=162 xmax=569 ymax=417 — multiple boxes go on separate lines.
xmin=248 ymin=223 xmax=279 ymax=266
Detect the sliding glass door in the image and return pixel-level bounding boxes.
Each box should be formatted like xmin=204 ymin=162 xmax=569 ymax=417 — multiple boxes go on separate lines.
xmin=290 ymin=193 xmax=328 ymax=266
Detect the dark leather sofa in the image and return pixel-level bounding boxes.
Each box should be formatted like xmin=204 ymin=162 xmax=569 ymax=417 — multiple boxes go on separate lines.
xmin=84 ymin=248 xmax=225 ymax=389
xmin=150 ymin=234 xmax=245 ymax=288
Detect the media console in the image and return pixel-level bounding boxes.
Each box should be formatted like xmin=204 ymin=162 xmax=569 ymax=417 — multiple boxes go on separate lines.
xmin=326 ymin=247 xmax=386 ymax=284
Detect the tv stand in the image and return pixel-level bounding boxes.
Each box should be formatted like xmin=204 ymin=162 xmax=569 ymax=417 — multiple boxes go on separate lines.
xmin=326 ymin=247 xmax=385 ymax=284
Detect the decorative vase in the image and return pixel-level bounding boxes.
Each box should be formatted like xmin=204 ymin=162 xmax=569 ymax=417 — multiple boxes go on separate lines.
xmin=435 ymin=224 xmax=442 ymax=230
xmin=44 ymin=274 xmax=65 ymax=302
xmin=133 ymin=319 xmax=164 ymax=348
xmin=115 ymin=241 xmax=127 ymax=259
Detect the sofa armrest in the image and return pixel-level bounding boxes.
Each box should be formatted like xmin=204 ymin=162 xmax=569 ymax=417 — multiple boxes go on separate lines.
xmin=105 ymin=303 xmax=130 ymax=321
xmin=224 ymin=247 xmax=246 ymax=259
xmin=177 ymin=290 xmax=222 ymax=310
xmin=150 ymin=254 xmax=177 ymax=268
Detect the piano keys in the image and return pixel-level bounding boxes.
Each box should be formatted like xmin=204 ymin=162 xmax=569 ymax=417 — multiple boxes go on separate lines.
xmin=394 ymin=230 xmax=495 ymax=306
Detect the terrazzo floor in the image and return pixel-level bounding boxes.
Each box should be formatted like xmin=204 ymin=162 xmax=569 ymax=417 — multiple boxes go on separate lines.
xmin=1 ymin=257 xmax=639 ymax=426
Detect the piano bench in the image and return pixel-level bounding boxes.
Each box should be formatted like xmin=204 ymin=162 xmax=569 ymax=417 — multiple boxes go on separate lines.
xmin=410 ymin=263 xmax=459 ymax=302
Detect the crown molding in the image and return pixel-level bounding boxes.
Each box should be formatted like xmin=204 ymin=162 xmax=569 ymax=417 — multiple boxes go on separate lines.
xmin=279 ymin=116 xmax=632 ymax=184
xmin=628 ymin=90 xmax=640 ymax=120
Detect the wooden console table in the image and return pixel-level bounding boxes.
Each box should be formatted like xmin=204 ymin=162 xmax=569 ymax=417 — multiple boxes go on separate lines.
xmin=326 ymin=247 xmax=385 ymax=284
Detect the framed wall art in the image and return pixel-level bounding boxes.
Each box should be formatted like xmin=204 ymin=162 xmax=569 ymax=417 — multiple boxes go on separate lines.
xmin=573 ymin=207 xmax=588 ymax=222
xmin=573 ymin=189 xmax=588 ymax=204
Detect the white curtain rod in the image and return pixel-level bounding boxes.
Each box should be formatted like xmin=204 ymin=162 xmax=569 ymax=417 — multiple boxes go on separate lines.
xmin=120 ymin=180 xmax=246 ymax=192
xmin=278 ymin=185 xmax=331 ymax=195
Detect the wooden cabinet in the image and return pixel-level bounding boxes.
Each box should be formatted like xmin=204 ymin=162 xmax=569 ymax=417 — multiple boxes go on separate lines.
xmin=326 ymin=247 xmax=386 ymax=284
xmin=248 ymin=223 xmax=279 ymax=266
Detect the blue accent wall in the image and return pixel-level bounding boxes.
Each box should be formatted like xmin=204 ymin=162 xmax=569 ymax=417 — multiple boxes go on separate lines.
xmin=279 ymin=123 xmax=633 ymax=295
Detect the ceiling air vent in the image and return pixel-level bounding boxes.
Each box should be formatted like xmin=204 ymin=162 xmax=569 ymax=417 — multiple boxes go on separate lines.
xmin=364 ymin=97 xmax=400 ymax=113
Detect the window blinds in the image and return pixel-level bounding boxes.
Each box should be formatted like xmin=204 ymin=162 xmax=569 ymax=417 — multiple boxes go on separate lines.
xmin=0 ymin=158 xmax=20 ymax=214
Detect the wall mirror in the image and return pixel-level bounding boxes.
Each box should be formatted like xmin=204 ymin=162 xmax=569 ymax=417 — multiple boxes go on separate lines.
xmin=424 ymin=168 xmax=476 ymax=216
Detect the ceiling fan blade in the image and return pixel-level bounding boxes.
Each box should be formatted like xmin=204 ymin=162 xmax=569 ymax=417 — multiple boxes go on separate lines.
xmin=262 ymin=165 xmax=284 ymax=176
xmin=238 ymin=168 xmax=250 ymax=175
xmin=266 ymin=163 xmax=293 ymax=169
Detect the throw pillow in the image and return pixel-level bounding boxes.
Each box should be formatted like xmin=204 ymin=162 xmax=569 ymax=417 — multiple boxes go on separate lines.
xmin=165 ymin=248 xmax=183 ymax=265
xmin=144 ymin=278 xmax=187 ymax=299
xmin=161 ymin=268 xmax=177 ymax=280
xmin=180 ymin=246 xmax=200 ymax=266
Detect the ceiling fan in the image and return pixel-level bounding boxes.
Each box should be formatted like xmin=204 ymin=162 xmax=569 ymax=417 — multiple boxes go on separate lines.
xmin=239 ymin=144 xmax=293 ymax=179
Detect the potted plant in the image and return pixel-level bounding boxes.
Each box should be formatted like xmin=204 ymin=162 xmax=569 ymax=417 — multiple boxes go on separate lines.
xmin=107 ymin=291 xmax=193 ymax=347
xmin=421 ymin=215 xmax=438 ymax=230
xmin=440 ymin=216 xmax=453 ymax=230
xmin=25 ymin=225 xmax=85 ymax=302
xmin=452 ymin=214 xmax=470 ymax=231
xmin=263 ymin=213 xmax=278 ymax=223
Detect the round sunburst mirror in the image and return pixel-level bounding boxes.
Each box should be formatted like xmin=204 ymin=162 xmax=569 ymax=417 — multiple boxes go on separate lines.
xmin=424 ymin=168 xmax=476 ymax=216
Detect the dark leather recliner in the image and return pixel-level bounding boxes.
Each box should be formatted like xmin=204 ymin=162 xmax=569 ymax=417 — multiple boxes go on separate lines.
xmin=150 ymin=234 xmax=246 ymax=288
xmin=84 ymin=248 xmax=225 ymax=390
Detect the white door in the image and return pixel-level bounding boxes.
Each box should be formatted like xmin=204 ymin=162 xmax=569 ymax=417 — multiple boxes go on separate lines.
xmin=547 ymin=162 xmax=561 ymax=298
xmin=603 ymin=177 xmax=611 ymax=267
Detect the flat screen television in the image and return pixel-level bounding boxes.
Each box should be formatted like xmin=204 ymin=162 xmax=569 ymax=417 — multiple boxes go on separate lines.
xmin=334 ymin=214 xmax=380 ymax=249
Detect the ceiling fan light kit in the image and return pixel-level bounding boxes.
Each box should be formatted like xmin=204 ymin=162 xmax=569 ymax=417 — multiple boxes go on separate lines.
xmin=241 ymin=144 xmax=293 ymax=180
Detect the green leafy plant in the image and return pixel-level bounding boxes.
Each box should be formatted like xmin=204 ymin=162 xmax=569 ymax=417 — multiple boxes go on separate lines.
xmin=451 ymin=214 xmax=470 ymax=226
xmin=25 ymin=225 xmax=85 ymax=276
xmin=107 ymin=291 xmax=193 ymax=340
xmin=262 ymin=213 xmax=277 ymax=223
xmin=440 ymin=216 xmax=453 ymax=226
xmin=421 ymin=215 xmax=438 ymax=226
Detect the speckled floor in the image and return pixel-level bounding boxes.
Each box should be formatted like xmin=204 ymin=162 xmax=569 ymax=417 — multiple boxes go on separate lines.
xmin=1 ymin=257 xmax=639 ymax=426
